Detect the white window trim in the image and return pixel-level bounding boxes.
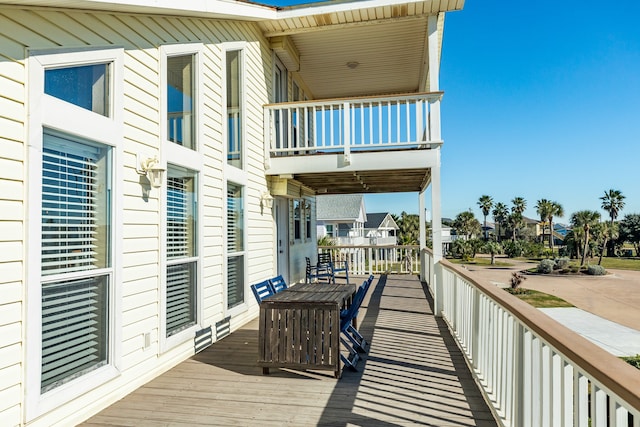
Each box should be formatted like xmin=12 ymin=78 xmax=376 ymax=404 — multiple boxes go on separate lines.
xmin=222 ymin=41 xmax=247 ymax=174
xmin=159 ymin=44 xmax=205 ymax=352
xmin=26 ymin=46 xmax=124 ymax=421
xmin=224 ymin=179 xmax=248 ymax=318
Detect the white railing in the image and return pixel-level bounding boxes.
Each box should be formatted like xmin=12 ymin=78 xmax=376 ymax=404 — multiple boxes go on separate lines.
xmin=424 ymin=249 xmax=640 ymax=427
xmin=265 ymin=92 xmax=443 ymax=157
xmin=319 ymin=245 xmax=420 ymax=275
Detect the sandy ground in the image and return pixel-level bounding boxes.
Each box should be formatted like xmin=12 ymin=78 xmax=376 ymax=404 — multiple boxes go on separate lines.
xmin=459 ymin=256 xmax=640 ymax=332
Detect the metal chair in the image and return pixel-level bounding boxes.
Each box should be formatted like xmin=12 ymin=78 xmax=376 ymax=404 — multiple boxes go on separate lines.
xmin=306 ymin=257 xmax=333 ymax=284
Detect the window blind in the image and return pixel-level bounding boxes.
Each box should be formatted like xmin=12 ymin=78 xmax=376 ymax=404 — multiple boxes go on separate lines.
xmin=166 ymin=262 xmax=196 ymax=336
xmin=42 ymin=139 xmax=102 ymax=275
xmin=226 ymin=183 xmax=244 ymax=308
xmin=41 ymin=276 xmax=108 ymax=392
xmin=166 ymin=168 xmax=197 ymax=336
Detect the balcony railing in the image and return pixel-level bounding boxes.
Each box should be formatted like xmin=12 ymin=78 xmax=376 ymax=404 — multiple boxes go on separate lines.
xmin=319 ymin=245 xmax=420 ymax=275
xmin=264 ymin=92 xmax=443 ymax=158
xmin=424 ymin=249 xmax=640 ymax=427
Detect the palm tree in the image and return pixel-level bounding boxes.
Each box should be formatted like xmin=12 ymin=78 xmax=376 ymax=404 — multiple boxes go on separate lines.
xmin=548 ymin=201 xmax=564 ymax=252
xmin=509 ymin=197 xmax=526 ymax=240
xmin=453 ymin=210 xmax=481 ymax=240
xmin=477 ymin=195 xmax=493 ymax=241
xmin=397 ymin=211 xmax=419 ymax=244
xmin=492 ymin=202 xmax=508 ymax=242
xmin=600 ymin=189 xmax=625 ymax=256
xmin=506 ymin=212 xmax=524 ymax=241
xmin=600 ymin=189 xmax=626 ymax=224
xmin=595 ymin=221 xmax=619 ymax=265
xmin=511 ymin=197 xmax=527 ymax=215
xmin=535 ymin=199 xmax=552 ymax=245
xmin=570 ymin=210 xmax=601 ymax=266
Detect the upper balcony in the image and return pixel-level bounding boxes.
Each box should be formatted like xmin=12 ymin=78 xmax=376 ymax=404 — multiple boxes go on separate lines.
xmin=264 ymin=92 xmax=442 ymax=194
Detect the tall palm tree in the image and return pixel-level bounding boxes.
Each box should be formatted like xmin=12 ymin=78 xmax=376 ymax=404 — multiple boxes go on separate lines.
xmin=548 ymin=201 xmax=564 ymax=251
xmin=600 ymin=189 xmax=625 ymax=257
xmin=535 ymin=199 xmax=552 ymax=245
xmin=595 ymin=221 xmax=619 ymax=265
xmin=510 ymin=197 xmax=526 ymax=240
xmin=600 ymin=189 xmax=626 ymax=224
xmin=492 ymin=202 xmax=508 ymax=242
xmin=570 ymin=210 xmax=601 ymax=266
xmin=506 ymin=212 xmax=524 ymax=241
xmin=511 ymin=196 xmax=527 ymax=215
xmin=477 ymin=195 xmax=493 ymax=241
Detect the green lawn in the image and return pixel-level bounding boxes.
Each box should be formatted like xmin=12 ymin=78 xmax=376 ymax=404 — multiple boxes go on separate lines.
xmin=598 ymin=257 xmax=640 ymax=270
xmin=505 ymin=288 xmax=574 ymax=308
xmin=449 ymin=258 xmax=514 ymax=267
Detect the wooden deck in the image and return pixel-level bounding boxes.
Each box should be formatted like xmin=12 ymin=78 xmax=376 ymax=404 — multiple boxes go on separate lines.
xmin=82 ymin=275 xmax=497 ymax=426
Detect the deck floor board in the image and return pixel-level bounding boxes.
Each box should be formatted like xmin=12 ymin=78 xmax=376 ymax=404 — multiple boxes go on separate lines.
xmin=82 ymin=275 xmax=497 ymax=426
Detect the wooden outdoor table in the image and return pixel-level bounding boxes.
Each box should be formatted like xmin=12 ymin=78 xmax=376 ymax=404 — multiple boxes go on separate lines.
xmin=257 ymin=285 xmax=355 ymax=378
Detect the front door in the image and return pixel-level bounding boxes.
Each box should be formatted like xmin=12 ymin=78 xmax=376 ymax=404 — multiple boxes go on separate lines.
xmin=275 ymin=198 xmax=289 ymax=284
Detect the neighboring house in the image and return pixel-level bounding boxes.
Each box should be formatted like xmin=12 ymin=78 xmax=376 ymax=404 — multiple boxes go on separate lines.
xmin=364 ymin=213 xmax=399 ymax=245
xmin=0 ymin=0 xmax=459 ymax=425
xmin=316 ymin=194 xmax=367 ymax=245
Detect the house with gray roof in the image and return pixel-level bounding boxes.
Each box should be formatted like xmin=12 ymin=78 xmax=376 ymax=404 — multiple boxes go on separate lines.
xmin=364 ymin=213 xmax=399 ymax=245
xmin=316 ymin=194 xmax=367 ymax=245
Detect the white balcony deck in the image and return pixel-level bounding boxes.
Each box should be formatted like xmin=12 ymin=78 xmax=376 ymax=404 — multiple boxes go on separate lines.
xmin=264 ymin=92 xmax=443 ymax=194
xmin=81 ymin=275 xmax=497 ymax=426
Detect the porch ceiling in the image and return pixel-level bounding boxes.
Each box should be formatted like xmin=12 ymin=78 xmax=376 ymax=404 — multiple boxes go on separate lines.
xmin=259 ymin=0 xmax=463 ymax=99
xmin=293 ymin=167 xmax=431 ymax=194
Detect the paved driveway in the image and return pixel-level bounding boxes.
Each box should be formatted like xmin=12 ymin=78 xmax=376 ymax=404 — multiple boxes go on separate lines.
xmin=460 ymin=257 xmax=640 ymax=332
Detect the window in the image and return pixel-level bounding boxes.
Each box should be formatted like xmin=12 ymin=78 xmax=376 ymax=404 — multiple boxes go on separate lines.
xmin=166 ymin=166 xmax=197 ymax=336
xmin=305 ymin=200 xmax=312 ymax=239
xmin=326 ymin=224 xmax=334 ymax=238
xmin=167 ymin=55 xmax=195 ymax=149
xmin=226 ymin=50 xmax=243 ymax=168
xmin=45 ymin=63 xmax=110 ymax=116
xmin=227 ymin=183 xmax=244 ymax=309
xmin=41 ymin=131 xmax=111 ymax=392
xmin=293 ymin=199 xmax=301 ymax=240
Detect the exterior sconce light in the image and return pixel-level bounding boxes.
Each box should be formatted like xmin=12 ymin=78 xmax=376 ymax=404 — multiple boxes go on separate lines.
xmin=137 ymin=155 xmax=165 ymax=188
xmin=260 ymin=192 xmax=274 ymax=213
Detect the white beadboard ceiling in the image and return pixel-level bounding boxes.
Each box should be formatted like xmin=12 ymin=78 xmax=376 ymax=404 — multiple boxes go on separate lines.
xmin=258 ymin=0 xmax=464 ymax=99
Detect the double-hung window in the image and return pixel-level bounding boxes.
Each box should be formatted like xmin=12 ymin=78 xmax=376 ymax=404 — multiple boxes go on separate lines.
xmin=227 ymin=183 xmax=245 ymax=309
xmin=166 ymin=166 xmax=198 ymax=336
xmin=41 ymin=132 xmax=111 ymax=392
xmin=27 ymin=48 xmax=123 ymax=412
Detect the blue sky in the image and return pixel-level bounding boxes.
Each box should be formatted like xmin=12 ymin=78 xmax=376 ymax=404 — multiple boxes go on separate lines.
xmin=266 ymin=0 xmax=640 ymax=223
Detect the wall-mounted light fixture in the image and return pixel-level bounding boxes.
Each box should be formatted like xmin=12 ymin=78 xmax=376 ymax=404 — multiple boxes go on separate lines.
xmin=137 ymin=155 xmax=165 ymax=188
xmin=260 ymin=191 xmax=274 ymax=214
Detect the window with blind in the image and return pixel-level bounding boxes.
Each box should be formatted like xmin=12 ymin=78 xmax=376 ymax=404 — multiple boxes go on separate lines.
xmin=40 ymin=132 xmax=111 ymax=392
xmin=166 ymin=165 xmax=197 ymax=336
xmin=227 ymin=183 xmax=244 ymax=309
xmin=226 ymin=50 xmax=243 ymax=169
xmin=167 ymin=54 xmax=195 ymax=150
xmin=293 ymin=199 xmax=301 ymax=240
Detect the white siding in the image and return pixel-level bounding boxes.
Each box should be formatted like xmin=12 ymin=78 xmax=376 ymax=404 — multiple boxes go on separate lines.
xmin=0 ymin=6 xmax=275 ymax=426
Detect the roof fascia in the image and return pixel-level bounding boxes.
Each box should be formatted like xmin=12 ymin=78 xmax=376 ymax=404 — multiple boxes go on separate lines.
xmin=274 ymin=0 xmax=462 ymax=19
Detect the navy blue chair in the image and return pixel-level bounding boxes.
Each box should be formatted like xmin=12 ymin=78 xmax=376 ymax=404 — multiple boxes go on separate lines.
xmin=250 ymin=280 xmax=275 ymax=304
xmin=306 ymin=257 xmax=333 ymax=284
xmin=269 ymin=275 xmax=288 ymax=293
xmin=339 ymin=283 xmax=369 ymax=371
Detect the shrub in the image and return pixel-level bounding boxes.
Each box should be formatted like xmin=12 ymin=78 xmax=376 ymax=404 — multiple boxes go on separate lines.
xmin=554 ymin=257 xmax=570 ymax=270
xmin=622 ymin=354 xmax=640 ymax=370
xmin=537 ymin=259 xmax=555 ymax=274
xmin=586 ymin=265 xmax=607 ymax=276
xmin=503 ymin=241 xmax=524 ymax=258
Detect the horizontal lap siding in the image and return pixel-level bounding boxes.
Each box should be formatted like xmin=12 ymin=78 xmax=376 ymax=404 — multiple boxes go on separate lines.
xmin=0 ymin=6 xmax=273 ymax=426
xmin=0 ymin=9 xmax=25 ymax=424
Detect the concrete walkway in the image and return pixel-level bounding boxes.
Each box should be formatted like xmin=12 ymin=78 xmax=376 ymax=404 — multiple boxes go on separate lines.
xmin=460 ymin=257 xmax=640 ymax=357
